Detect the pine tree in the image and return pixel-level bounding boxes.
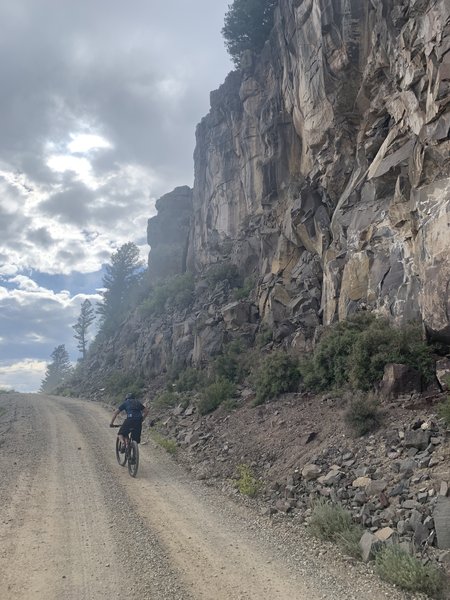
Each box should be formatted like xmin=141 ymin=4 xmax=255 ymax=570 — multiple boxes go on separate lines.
xmin=40 ymin=345 xmax=73 ymax=393
xmin=73 ymin=299 xmax=95 ymax=360
xmin=97 ymin=242 xmax=143 ymax=334
xmin=222 ymin=0 xmax=278 ymax=66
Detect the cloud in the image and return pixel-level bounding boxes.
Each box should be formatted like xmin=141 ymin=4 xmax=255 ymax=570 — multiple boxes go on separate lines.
xmin=0 ymin=276 xmax=102 ymax=390
xmin=0 ymin=0 xmax=231 ymax=277
xmin=0 ymin=359 xmax=47 ymax=393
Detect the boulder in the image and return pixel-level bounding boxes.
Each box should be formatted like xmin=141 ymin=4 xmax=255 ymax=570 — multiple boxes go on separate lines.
xmin=374 ymin=527 xmax=395 ymax=542
xmin=380 ymin=364 xmax=422 ymax=399
xmin=404 ymin=429 xmax=431 ymax=451
xmin=221 ymin=301 xmax=254 ymax=330
xmin=434 ymin=496 xmax=450 ymax=549
xmin=352 ymin=476 xmax=372 ymax=488
xmin=436 ymin=358 xmax=450 ymax=390
xmin=360 ymin=531 xmax=382 ymax=562
xmin=366 ymin=479 xmax=387 ymax=496
xmin=302 ymin=464 xmax=321 ymax=481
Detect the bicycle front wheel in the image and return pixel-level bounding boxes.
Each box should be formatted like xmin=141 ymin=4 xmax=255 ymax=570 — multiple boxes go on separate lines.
xmin=115 ymin=437 xmax=127 ymax=466
xmin=127 ymin=441 xmax=139 ymax=477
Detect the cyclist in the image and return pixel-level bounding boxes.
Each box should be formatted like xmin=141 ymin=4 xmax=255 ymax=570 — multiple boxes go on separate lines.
xmin=110 ymin=392 xmax=149 ymax=452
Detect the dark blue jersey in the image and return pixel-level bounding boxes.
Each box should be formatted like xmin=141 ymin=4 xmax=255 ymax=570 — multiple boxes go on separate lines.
xmin=118 ymin=398 xmax=145 ymax=420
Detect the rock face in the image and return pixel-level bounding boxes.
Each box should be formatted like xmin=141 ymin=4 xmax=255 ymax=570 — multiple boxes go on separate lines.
xmin=147 ymin=186 xmax=193 ymax=281
xmin=184 ymin=0 xmax=450 ymax=342
xmin=80 ymin=1 xmax=450 ymax=386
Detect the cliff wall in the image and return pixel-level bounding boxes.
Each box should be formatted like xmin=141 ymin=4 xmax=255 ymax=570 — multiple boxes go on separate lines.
xmin=186 ymin=0 xmax=449 ymax=342
xmin=80 ymin=0 xmax=450 ymax=386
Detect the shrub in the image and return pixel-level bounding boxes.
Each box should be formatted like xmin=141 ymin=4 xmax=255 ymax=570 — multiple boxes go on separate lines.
xmin=222 ymin=0 xmax=277 ymax=66
xmin=153 ymin=390 xmax=179 ymax=410
xmin=174 ymin=368 xmax=207 ymax=393
xmin=235 ymin=464 xmax=262 ymax=497
xmin=345 ymin=394 xmax=383 ymax=436
xmin=150 ymin=431 xmax=178 ymax=454
xmin=197 ymin=378 xmax=236 ymax=415
xmin=213 ymin=340 xmax=248 ymax=383
xmin=375 ymin=546 xmax=444 ymax=598
xmin=140 ymin=273 xmax=194 ymax=317
xmin=254 ymin=352 xmax=300 ymax=405
xmin=255 ymin=325 xmax=272 ymax=347
xmin=300 ymin=314 xmax=434 ymax=392
xmin=308 ymin=500 xmax=363 ymax=558
xmin=205 ymin=263 xmax=241 ymax=288
xmin=233 ymin=275 xmax=256 ymax=300
xmin=103 ymin=371 xmax=145 ymax=402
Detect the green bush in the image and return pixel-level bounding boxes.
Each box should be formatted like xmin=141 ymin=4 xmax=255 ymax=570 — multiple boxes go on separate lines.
xmin=174 ymin=368 xmax=207 ymax=393
xmin=235 ymin=464 xmax=262 ymax=497
xmin=254 ymin=352 xmax=300 ymax=405
xmin=205 ymin=263 xmax=241 ymax=288
xmin=103 ymin=371 xmax=145 ymax=402
xmin=153 ymin=390 xmax=179 ymax=409
xmin=213 ymin=340 xmax=248 ymax=383
xmin=308 ymin=500 xmax=363 ymax=558
xmin=150 ymin=431 xmax=178 ymax=454
xmin=375 ymin=546 xmax=444 ymax=598
xmin=255 ymin=325 xmax=272 ymax=347
xmin=198 ymin=378 xmax=236 ymax=415
xmin=233 ymin=275 xmax=256 ymax=300
xmin=345 ymin=394 xmax=383 ymax=437
xmin=301 ymin=314 xmax=434 ymax=392
xmin=140 ymin=273 xmax=194 ymax=317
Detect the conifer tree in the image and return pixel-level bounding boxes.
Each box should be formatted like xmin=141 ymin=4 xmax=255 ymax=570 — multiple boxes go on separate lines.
xmin=73 ymin=299 xmax=95 ymax=360
xmin=97 ymin=242 xmax=143 ymax=334
xmin=222 ymin=0 xmax=278 ymax=66
xmin=40 ymin=345 xmax=73 ymax=393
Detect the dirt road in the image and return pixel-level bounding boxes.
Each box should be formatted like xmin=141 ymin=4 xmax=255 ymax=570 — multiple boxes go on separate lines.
xmin=0 ymin=394 xmax=415 ymax=600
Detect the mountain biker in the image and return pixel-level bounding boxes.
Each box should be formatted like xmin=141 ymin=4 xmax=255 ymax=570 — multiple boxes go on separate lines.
xmin=110 ymin=392 xmax=149 ymax=450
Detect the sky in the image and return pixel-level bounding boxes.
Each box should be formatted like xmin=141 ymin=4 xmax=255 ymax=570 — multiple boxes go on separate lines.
xmin=0 ymin=0 xmax=232 ymax=392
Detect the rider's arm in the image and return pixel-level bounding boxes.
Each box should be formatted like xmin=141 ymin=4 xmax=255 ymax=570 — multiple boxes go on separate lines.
xmin=110 ymin=408 xmax=121 ymax=426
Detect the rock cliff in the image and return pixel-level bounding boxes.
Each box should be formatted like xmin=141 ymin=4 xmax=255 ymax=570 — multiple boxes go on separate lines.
xmin=185 ymin=0 xmax=450 ymax=343
xmin=80 ymin=0 xmax=450 ymax=383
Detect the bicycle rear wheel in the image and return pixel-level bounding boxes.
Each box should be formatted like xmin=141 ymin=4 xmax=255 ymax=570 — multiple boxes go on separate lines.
xmin=115 ymin=437 xmax=127 ymax=466
xmin=127 ymin=440 xmax=139 ymax=477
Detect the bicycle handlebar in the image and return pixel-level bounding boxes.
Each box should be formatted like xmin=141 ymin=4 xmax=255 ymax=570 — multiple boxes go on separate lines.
xmin=110 ymin=424 xmax=121 ymax=428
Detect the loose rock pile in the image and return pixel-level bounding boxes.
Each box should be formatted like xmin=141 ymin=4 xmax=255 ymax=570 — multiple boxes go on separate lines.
xmin=155 ymin=400 xmax=450 ymax=574
xmin=266 ymin=417 xmax=450 ymax=565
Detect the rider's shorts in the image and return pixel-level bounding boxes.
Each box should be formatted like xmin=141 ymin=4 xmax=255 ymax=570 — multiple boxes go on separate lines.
xmin=118 ymin=417 xmax=143 ymax=443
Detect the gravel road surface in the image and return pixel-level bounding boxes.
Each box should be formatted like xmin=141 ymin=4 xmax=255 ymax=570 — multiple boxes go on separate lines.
xmin=0 ymin=393 xmax=421 ymax=599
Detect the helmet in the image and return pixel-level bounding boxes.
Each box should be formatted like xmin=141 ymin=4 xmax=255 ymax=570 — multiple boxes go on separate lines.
xmin=125 ymin=392 xmax=134 ymax=400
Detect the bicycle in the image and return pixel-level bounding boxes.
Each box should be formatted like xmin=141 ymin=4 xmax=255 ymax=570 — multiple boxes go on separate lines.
xmin=110 ymin=424 xmax=139 ymax=477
